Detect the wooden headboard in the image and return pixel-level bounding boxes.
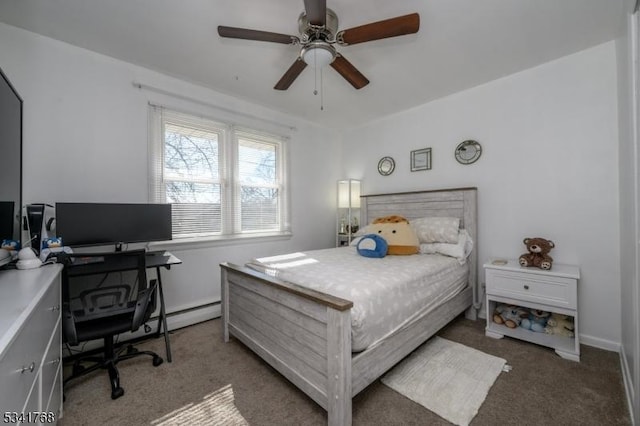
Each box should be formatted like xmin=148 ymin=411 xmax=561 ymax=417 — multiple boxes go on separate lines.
xmin=360 ymin=187 xmax=479 ymax=309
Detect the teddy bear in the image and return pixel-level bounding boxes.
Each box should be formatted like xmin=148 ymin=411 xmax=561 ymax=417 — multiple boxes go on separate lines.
xmin=493 ymin=303 xmax=529 ymax=328
xmin=519 ymin=237 xmax=555 ymax=270
xmin=544 ymin=313 xmax=575 ymax=337
xmin=520 ymin=308 xmax=551 ymax=333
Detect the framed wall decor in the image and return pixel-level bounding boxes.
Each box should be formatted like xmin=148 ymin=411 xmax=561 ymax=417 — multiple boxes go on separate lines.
xmin=410 ymin=148 xmax=432 ymax=172
xmin=378 ymin=156 xmax=395 ymax=176
xmin=455 ymin=140 xmax=482 ymax=165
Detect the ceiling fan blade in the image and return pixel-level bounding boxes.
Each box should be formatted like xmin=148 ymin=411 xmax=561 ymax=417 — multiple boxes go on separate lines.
xmin=274 ymin=58 xmax=308 ymax=90
xmin=304 ymin=0 xmax=326 ymax=26
xmin=218 ymin=26 xmax=298 ymax=44
xmin=337 ymin=13 xmax=420 ymax=45
xmin=330 ymin=54 xmax=369 ymax=89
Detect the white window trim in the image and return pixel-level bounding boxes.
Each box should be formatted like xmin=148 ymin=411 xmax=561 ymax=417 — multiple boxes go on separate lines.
xmin=148 ymin=105 xmax=291 ymax=243
xmin=147 ymin=231 xmax=292 ymax=251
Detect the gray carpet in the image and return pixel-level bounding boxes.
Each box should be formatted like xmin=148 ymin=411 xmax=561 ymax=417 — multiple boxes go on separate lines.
xmin=59 ymin=316 xmax=631 ymax=425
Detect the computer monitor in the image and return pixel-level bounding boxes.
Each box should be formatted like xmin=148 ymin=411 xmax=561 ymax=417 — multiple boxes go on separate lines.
xmin=0 ymin=67 xmax=22 ymax=243
xmin=55 ymin=203 xmax=172 ymax=249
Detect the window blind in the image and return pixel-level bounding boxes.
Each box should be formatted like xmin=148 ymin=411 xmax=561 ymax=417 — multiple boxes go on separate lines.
xmin=148 ymin=105 xmax=290 ymax=240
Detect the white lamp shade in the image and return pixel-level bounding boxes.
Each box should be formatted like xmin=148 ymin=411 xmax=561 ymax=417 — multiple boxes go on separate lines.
xmin=351 ymin=181 xmax=361 ymax=208
xmin=338 ymin=179 xmax=361 ymax=208
xmin=302 ymin=44 xmax=335 ymax=68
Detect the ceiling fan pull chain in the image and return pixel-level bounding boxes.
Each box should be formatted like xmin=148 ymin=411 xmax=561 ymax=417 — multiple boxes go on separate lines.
xmin=313 ymin=48 xmax=318 ymax=96
xmin=320 ymin=67 xmax=324 ymax=111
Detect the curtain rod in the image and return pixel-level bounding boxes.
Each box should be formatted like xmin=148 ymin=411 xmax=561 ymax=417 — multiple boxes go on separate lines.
xmin=132 ymin=81 xmax=297 ymax=131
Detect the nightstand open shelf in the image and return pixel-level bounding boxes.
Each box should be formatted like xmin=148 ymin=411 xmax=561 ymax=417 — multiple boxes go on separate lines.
xmin=485 ymin=298 xmax=578 ymax=358
xmin=484 ymin=260 xmax=580 ymax=362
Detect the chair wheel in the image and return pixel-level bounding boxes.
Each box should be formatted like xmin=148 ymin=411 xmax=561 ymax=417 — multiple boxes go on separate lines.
xmin=152 ymin=356 xmax=163 ymax=367
xmin=126 ymin=345 xmax=138 ymax=354
xmin=111 ymin=387 xmax=125 ymax=399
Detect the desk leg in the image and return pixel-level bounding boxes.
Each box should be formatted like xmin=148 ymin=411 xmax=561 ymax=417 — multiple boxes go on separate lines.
xmin=156 ymin=266 xmax=172 ymax=363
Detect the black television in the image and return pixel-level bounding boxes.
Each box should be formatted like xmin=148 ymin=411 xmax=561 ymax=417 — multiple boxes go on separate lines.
xmin=0 ymin=67 xmax=22 ymax=242
xmin=55 ymin=203 xmax=172 ymax=249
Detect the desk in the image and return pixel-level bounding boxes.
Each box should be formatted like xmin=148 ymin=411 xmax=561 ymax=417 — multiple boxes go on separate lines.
xmin=65 ymin=250 xmax=181 ymax=362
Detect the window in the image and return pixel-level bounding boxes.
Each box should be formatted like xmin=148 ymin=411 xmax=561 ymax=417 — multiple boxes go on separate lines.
xmin=149 ymin=106 xmax=289 ymax=240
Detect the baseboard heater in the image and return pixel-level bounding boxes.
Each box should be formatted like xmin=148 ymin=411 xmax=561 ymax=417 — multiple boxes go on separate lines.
xmin=152 ymin=300 xmax=221 ymax=323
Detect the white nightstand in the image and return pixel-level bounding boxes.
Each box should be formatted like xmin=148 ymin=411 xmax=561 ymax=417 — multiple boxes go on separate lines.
xmin=484 ymin=260 xmax=580 ymax=362
xmin=337 ymin=233 xmax=351 ymax=247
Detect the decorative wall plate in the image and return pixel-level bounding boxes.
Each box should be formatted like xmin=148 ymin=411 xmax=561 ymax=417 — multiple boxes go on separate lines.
xmin=378 ymin=156 xmax=395 ymax=176
xmin=455 ymin=140 xmax=482 ymax=165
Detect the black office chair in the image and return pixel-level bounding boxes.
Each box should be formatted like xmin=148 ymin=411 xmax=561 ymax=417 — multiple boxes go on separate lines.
xmin=62 ymin=249 xmax=163 ymax=400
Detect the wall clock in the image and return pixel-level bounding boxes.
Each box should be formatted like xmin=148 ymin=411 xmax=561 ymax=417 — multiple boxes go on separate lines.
xmin=377 ymin=156 xmax=395 ymax=176
xmin=455 ymin=140 xmax=482 ymax=165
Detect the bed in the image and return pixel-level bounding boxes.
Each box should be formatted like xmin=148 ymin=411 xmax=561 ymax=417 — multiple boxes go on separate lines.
xmin=220 ymin=188 xmax=479 ymax=425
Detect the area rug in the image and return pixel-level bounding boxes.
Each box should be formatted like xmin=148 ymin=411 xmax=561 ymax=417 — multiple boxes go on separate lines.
xmin=381 ymin=336 xmax=507 ymax=426
xmin=151 ymin=384 xmax=249 ymax=426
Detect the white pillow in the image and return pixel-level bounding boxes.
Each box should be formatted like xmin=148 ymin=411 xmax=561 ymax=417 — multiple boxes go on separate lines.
xmin=411 ymin=216 xmax=460 ymax=244
xmin=419 ymin=229 xmax=473 ymax=263
xmin=353 ymin=225 xmax=371 ymax=237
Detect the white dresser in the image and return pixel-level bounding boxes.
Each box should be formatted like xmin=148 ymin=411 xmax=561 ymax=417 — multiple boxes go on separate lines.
xmin=0 ymin=265 xmax=63 ymax=425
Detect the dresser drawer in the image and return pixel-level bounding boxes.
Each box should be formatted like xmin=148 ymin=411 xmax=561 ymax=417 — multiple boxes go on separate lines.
xmin=0 ymin=279 xmax=60 ymax=412
xmin=486 ymin=269 xmax=577 ymax=309
xmin=0 ymin=335 xmax=40 ymax=413
xmin=41 ymin=318 xmax=61 ymax=410
xmin=44 ymin=361 xmax=62 ymax=423
xmin=23 ymin=377 xmax=40 ymax=421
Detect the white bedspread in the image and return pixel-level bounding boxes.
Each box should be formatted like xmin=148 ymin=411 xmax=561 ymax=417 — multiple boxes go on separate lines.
xmin=246 ymin=247 xmax=468 ymax=351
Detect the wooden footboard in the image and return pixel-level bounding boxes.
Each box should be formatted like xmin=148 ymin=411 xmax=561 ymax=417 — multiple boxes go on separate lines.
xmin=221 ymin=262 xmax=354 ymax=426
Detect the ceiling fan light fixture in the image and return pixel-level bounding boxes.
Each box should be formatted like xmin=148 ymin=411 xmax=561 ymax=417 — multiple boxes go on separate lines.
xmin=301 ymin=41 xmax=336 ymax=68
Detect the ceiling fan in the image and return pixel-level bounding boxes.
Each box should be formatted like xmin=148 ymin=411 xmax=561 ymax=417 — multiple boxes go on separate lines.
xmin=217 ymin=0 xmax=420 ymax=90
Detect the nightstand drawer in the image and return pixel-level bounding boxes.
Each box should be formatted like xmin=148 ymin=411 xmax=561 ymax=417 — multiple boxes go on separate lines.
xmin=486 ymin=269 xmax=577 ymax=309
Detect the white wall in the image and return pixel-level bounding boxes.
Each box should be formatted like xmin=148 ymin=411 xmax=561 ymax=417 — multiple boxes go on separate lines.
xmin=0 ymin=23 xmax=342 ymax=326
xmin=341 ymin=42 xmax=621 ymax=349
xmin=0 ymin=22 xmax=625 ymax=349
xmin=617 ymin=6 xmax=639 ymax=423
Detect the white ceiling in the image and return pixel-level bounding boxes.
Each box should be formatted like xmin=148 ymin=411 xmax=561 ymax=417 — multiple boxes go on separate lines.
xmin=0 ymin=0 xmax=628 ymax=129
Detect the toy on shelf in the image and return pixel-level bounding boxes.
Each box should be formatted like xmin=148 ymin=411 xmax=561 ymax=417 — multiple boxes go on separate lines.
xmin=520 ymin=308 xmax=550 ymax=333
xmin=493 ymin=303 xmax=528 ymax=328
xmin=544 ymin=313 xmax=575 ymax=337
